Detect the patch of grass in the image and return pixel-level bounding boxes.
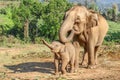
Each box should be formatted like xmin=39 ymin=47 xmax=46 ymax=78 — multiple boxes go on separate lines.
xmin=8 ymin=44 xmax=53 ymax=60
xmin=12 ymin=51 xmax=53 ymax=59
xmin=33 ymin=76 xmax=41 ymax=80
xmin=0 ymin=72 xmax=6 ymax=79
xmin=98 ymin=45 xmax=120 ymax=59
xmin=108 ymin=21 xmax=120 ymax=32
xmin=56 ymin=77 xmax=67 ymax=80
xmin=0 ymin=35 xmax=23 ymax=47
xmin=105 ymin=21 xmax=120 ymax=44
xmin=0 ymin=44 xmax=53 ymax=66
xmin=0 ymin=52 xmax=13 ymax=64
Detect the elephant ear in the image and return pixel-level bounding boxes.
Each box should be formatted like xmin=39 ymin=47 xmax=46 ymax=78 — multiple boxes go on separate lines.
xmin=87 ymin=10 xmax=99 ymax=29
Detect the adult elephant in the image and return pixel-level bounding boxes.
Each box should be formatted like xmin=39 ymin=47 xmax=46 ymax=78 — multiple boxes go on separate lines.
xmin=59 ymin=5 xmax=109 ymax=68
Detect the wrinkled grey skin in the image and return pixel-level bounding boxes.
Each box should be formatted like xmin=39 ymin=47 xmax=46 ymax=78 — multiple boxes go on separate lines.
xmin=59 ymin=5 xmax=109 ymax=68
xmin=42 ymin=39 xmax=78 ymax=75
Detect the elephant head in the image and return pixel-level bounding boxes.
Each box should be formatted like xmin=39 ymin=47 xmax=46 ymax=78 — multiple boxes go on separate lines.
xmin=42 ymin=39 xmax=64 ymax=53
xmin=59 ymin=6 xmax=99 ymax=43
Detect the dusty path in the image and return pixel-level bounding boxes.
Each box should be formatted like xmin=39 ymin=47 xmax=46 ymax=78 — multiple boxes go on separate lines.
xmin=0 ymin=44 xmax=120 ymax=80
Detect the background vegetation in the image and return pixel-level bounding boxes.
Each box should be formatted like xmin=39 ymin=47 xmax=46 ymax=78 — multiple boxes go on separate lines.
xmin=0 ymin=0 xmax=120 ymax=46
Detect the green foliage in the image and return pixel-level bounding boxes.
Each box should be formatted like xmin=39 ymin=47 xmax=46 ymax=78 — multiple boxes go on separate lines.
xmin=112 ymin=3 xmax=119 ymax=21
xmin=11 ymin=0 xmax=37 ymax=39
xmin=0 ymin=0 xmax=120 ymax=44
xmin=103 ymin=3 xmax=119 ymax=22
xmin=0 ymin=0 xmax=72 ymax=43
xmin=0 ymin=7 xmax=14 ymax=35
xmin=88 ymin=2 xmax=99 ymax=12
xmin=117 ymin=13 xmax=120 ymax=21
xmin=104 ymin=21 xmax=120 ymax=44
xmin=39 ymin=0 xmax=72 ymax=41
xmin=105 ymin=8 xmax=113 ymax=20
xmin=0 ymin=14 xmax=14 ymax=29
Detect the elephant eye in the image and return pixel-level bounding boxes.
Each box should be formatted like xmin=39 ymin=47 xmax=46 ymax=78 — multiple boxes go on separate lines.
xmin=76 ymin=16 xmax=80 ymax=20
xmin=55 ymin=45 xmax=59 ymax=47
xmin=77 ymin=16 xmax=80 ymax=19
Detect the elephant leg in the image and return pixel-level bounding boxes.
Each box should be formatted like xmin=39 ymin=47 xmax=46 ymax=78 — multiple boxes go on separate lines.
xmin=61 ymin=59 xmax=68 ymax=74
xmin=94 ymin=46 xmax=100 ymax=65
xmin=54 ymin=58 xmax=59 ymax=75
xmin=70 ymin=59 xmax=75 ymax=73
xmin=87 ymin=42 xmax=96 ymax=68
xmin=81 ymin=47 xmax=88 ymax=66
xmin=65 ymin=64 xmax=69 ymax=72
xmin=73 ymin=41 xmax=80 ymax=72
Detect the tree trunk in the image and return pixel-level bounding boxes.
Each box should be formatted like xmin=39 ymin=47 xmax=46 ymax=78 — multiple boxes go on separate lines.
xmin=24 ymin=19 xmax=29 ymax=38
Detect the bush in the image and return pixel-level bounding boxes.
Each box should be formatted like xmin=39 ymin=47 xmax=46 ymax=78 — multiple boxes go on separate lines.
xmin=0 ymin=35 xmax=22 ymax=47
xmin=104 ymin=21 xmax=120 ymax=44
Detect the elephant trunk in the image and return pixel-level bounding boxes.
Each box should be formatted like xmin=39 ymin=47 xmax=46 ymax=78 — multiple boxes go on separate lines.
xmin=59 ymin=17 xmax=75 ymax=43
xmin=42 ymin=39 xmax=53 ymax=49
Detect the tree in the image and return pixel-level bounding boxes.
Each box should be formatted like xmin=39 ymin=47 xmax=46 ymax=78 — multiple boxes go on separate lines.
xmin=106 ymin=8 xmax=113 ymax=20
xmin=88 ymin=1 xmax=98 ymax=12
xmin=11 ymin=0 xmax=41 ymax=41
xmin=39 ymin=0 xmax=72 ymax=41
xmin=112 ymin=3 xmax=119 ymax=21
xmin=0 ymin=0 xmax=72 ymax=42
xmin=0 ymin=7 xmax=14 ymax=35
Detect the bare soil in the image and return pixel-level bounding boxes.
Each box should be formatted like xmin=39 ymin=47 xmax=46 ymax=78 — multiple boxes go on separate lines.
xmin=0 ymin=44 xmax=120 ymax=80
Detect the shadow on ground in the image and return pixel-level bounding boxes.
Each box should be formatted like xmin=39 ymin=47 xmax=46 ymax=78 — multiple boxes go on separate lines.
xmin=4 ymin=62 xmax=54 ymax=74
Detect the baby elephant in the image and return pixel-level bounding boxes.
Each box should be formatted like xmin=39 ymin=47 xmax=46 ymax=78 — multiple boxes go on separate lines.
xmin=42 ymin=39 xmax=76 ymax=75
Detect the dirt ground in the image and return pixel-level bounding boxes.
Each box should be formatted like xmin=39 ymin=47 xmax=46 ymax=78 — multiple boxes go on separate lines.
xmin=0 ymin=44 xmax=120 ymax=80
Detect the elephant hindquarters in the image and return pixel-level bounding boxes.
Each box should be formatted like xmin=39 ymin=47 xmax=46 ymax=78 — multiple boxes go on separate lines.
xmin=97 ymin=15 xmax=109 ymax=46
xmin=87 ymin=16 xmax=108 ymax=68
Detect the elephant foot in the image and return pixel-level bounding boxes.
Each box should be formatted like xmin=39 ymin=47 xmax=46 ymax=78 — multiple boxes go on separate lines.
xmin=74 ymin=69 xmax=78 ymax=73
xmin=70 ymin=70 xmax=74 ymax=73
xmin=54 ymin=72 xmax=59 ymax=75
xmin=61 ymin=72 xmax=67 ymax=76
xmin=87 ymin=65 xmax=97 ymax=69
xmin=80 ymin=62 xmax=88 ymax=67
xmin=82 ymin=63 xmax=87 ymax=66
xmin=61 ymin=70 xmax=66 ymax=75
xmin=95 ymin=61 xmax=99 ymax=65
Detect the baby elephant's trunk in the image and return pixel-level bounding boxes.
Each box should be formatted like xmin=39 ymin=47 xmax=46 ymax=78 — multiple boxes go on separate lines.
xmin=42 ymin=39 xmax=53 ymax=49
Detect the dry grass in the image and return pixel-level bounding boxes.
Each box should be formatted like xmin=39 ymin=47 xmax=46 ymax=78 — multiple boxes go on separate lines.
xmin=0 ymin=44 xmax=120 ymax=80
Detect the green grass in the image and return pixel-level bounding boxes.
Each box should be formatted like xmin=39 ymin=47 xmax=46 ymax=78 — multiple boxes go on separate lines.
xmin=104 ymin=21 xmax=120 ymax=44
xmin=108 ymin=21 xmax=120 ymax=33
